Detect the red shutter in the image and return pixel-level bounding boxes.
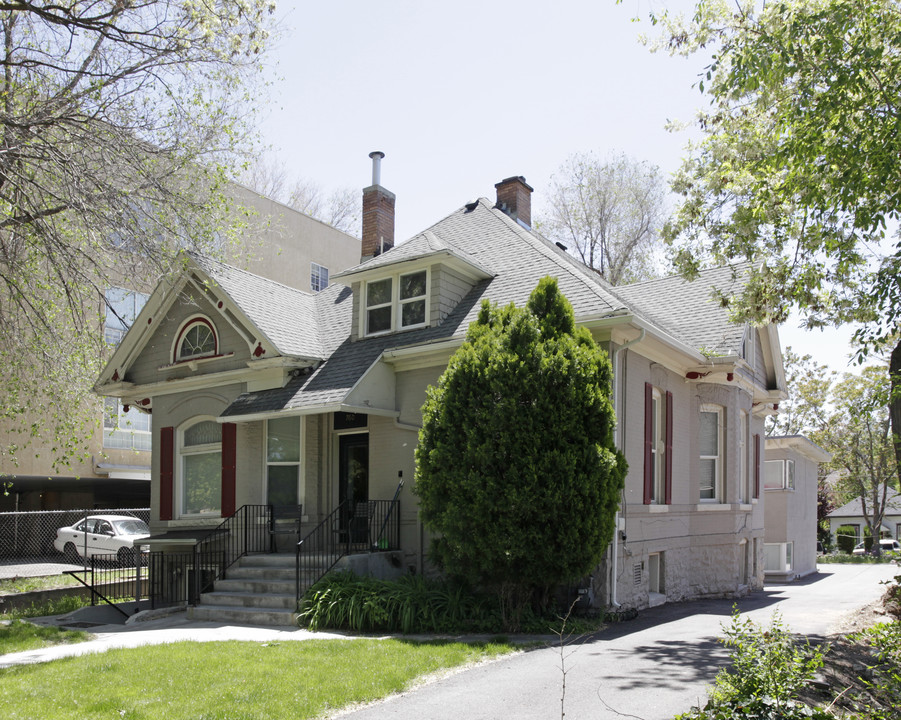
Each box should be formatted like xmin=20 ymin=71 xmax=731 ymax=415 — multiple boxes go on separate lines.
xmin=754 ymin=433 xmax=761 ymax=498
xmin=221 ymin=422 xmax=237 ymax=518
xmin=159 ymin=426 xmax=174 ymax=521
xmin=643 ymin=382 xmax=653 ymax=504
xmin=664 ymin=390 xmax=673 ymax=505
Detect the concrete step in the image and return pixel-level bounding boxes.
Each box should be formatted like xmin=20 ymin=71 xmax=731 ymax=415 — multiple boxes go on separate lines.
xmin=213 ymin=578 xmax=296 ymax=594
xmin=199 ymin=590 xmax=296 ymax=610
xmin=188 ymin=604 xmax=297 ymax=627
xmin=227 ymin=566 xmax=297 ymax=581
xmin=236 ymin=553 xmax=296 ymax=568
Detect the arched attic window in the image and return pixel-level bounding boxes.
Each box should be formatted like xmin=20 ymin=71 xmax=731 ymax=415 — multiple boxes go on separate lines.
xmin=174 ymin=316 xmax=218 ymax=363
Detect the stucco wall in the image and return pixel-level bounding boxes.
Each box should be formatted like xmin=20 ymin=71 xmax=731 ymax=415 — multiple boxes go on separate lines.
xmin=765 ymin=438 xmax=825 ymax=579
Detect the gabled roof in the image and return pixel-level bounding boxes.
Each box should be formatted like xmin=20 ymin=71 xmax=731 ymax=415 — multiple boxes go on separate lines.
xmin=828 ymin=485 xmax=901 ymax=518
xmin=96 ymin=254 xmax=327 ymax=388
xmin=191 ymin=255 xmax=324 ymax=359
xmin=334 ymin=229 xmax=495 ymax=281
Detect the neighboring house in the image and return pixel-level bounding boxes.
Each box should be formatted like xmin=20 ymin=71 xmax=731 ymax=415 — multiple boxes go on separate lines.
xmin=94 ymin=157 xmax=786 ymax=613
xmin=827 ymin=485 xmax=901 ymax=545
xmin=0 ymin=183 xmax=360 ymax=513
xmin=764 ymin=435 xmax=831 ymax=581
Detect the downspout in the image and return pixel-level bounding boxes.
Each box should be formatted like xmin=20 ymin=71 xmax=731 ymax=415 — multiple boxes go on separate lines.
xmin=609 ymin=328 xmax=645 ymax=608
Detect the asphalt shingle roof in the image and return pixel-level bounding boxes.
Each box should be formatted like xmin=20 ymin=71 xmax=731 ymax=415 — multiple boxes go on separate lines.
xmin=217 ymin=199 xmax=748 ymax=418
xmin=828 ymin=485 xmax=901 ymax=518
xmin=191 ymin=254 xmax=324 ymax=359
xmin=614 ymin=264 xmax=749 ymax=357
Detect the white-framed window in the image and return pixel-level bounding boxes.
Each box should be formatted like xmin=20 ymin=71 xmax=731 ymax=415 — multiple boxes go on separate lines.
xmin=699 ymin=404 xmax=723 ymax=501
xmin=739 ymin=411 xmax=749 ymax=503
xmin=311 ymin=262 xmax=329 ymax=293
xmin=265 ymin=416 xmax=303 ymax=506
xmin=105 ymin=287 xmax=148 ymax=345
xmin=765 ymin=542 xmax=794 ymax=572
xmin=765 ymin=459 xmax=795 ymax=490
xmin=173 ymin=316 xmax=218 ymax=363
xmin=179 ymin=418 xmax=221 ymax=517
xmin=363 ymin=269 xmax=429 ymax=336
xmin=103 ymin=397 xmax=151 ymax=451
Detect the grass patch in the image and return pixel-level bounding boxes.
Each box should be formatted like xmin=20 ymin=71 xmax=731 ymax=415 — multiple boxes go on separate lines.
xmin=0 ymin=637 xmax=516 ymax=719
xmin=0 ymin=574 xmax=84 ymax=596
xmin=818 ymin=553 xmax=900 ymax=564
xmin=0 ymin=620 xmax=88 ymax=656
xmin=1 ymin=595 xmax=91 ymax=621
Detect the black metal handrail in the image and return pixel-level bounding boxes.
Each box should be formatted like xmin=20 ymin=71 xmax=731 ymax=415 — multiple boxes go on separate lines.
xmin=295 ymin=497 xmax=401 ymax=603
xmin=188 ymin=504 xmax=271 ymax=603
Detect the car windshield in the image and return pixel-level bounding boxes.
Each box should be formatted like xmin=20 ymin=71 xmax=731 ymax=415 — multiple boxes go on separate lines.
xmin=112 ymin=519 xmax=149 ymax=535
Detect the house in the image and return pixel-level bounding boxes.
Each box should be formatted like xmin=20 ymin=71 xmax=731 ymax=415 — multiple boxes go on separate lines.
xmin=94 ymin=155 xmax=786 ymax=618
xmin=827 ymin=484 xmax=901 ymax=546
xmin=763 ymin=435 xmax=831 ymax=581
xmin=0 ymin=183 xmax=361 ymax=515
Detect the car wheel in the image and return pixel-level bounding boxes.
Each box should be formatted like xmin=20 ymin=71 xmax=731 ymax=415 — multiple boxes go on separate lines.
xmin=117 ymin=547 xmax=135 ymax=566
xmin=63 ymin=543 xmax=81 ymax=565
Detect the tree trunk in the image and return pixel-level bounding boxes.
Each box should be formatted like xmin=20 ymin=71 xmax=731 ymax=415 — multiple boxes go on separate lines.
xmin=890 ymin=339 xmax=901 ymax=488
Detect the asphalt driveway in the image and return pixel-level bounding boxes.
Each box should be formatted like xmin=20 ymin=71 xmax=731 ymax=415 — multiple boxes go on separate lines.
xmin=340 ymin=563 xmax=898 ymax=720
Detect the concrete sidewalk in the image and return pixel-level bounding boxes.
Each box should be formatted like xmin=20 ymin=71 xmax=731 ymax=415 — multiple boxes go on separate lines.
xmin=0 ymin=605 xmax=358 ymax=669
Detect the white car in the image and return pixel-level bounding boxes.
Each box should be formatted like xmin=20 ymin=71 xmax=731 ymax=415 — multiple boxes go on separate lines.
xmin=852 ymin=538 xmax=901 ymax=555
xmin=54 ymin=515 xmax=150 ymax=565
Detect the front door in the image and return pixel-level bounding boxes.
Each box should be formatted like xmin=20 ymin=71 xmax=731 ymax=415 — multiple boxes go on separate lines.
xmin=339 ymin=434 xmax=369 ymax=542
xmin=339 ymin=434 xmax=369 ymax=508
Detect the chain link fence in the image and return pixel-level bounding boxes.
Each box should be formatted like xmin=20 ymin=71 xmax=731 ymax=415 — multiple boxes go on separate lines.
xmin=0 ymin=508 xmax=150 ymax=579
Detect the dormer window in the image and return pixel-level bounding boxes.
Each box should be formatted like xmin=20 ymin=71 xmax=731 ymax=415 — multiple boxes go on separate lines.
xmin=366 ymin=278 xmax=393 ymax=334
xmin=364 ymin=269 xmax=429 ymax=336
xmin=175 ymin=316 xmax=218 ymax=362
xmin=400 ymin=270 xmax=427 ymax=326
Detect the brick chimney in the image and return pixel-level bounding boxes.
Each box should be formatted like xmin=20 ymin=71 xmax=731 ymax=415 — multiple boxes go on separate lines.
xmin=361 ymin=151 xmax=395 ymax=262
xmin=495 ymin=176 xmax=533 ymax=228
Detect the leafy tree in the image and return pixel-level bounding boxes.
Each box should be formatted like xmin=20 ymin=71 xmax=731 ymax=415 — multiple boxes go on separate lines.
xmin=648 ymin=0 xmax=901 ymax=480
xmin=0 ymin=1 xmax=275 ymax=469
xmin=825 ymin=367 xmax=898 ymax=555
xmin=414 ymin=277 xmax=627 ymax=629
xmin=538 ymin=152 xmax=667 ymax=284
xmin=765 ymin=348 xmax=834 ymax=438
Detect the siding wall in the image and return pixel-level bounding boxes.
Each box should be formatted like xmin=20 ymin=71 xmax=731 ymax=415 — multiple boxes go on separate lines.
xmin=128 ymin=285 xmax=254 ymax=386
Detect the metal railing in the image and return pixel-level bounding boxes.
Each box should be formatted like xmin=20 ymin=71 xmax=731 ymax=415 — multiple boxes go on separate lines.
xmin=64 ymin=552 xmax=149 ymax=617
xmin=295 ymin=498 xmax=401 ymax=602
xmin=185 ymin=504 xmax=271 ymax=603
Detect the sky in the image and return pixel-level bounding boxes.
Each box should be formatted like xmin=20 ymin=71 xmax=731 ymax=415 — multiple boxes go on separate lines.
xmin=255 ymin=0 xmax=865 ymax=375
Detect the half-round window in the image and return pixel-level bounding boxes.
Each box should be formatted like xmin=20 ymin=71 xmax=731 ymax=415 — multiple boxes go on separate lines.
xmin=176 ymin=318 xmax=217 ymax=362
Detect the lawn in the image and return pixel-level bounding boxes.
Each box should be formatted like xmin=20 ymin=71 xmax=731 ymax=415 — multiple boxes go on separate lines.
xmin=0 ymin=637 xmax=517 ymax=719
xmin=0 ymin=620 xmax=88 ymax=655
xmin=0 ymin=574 xmax=83 ymax=595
